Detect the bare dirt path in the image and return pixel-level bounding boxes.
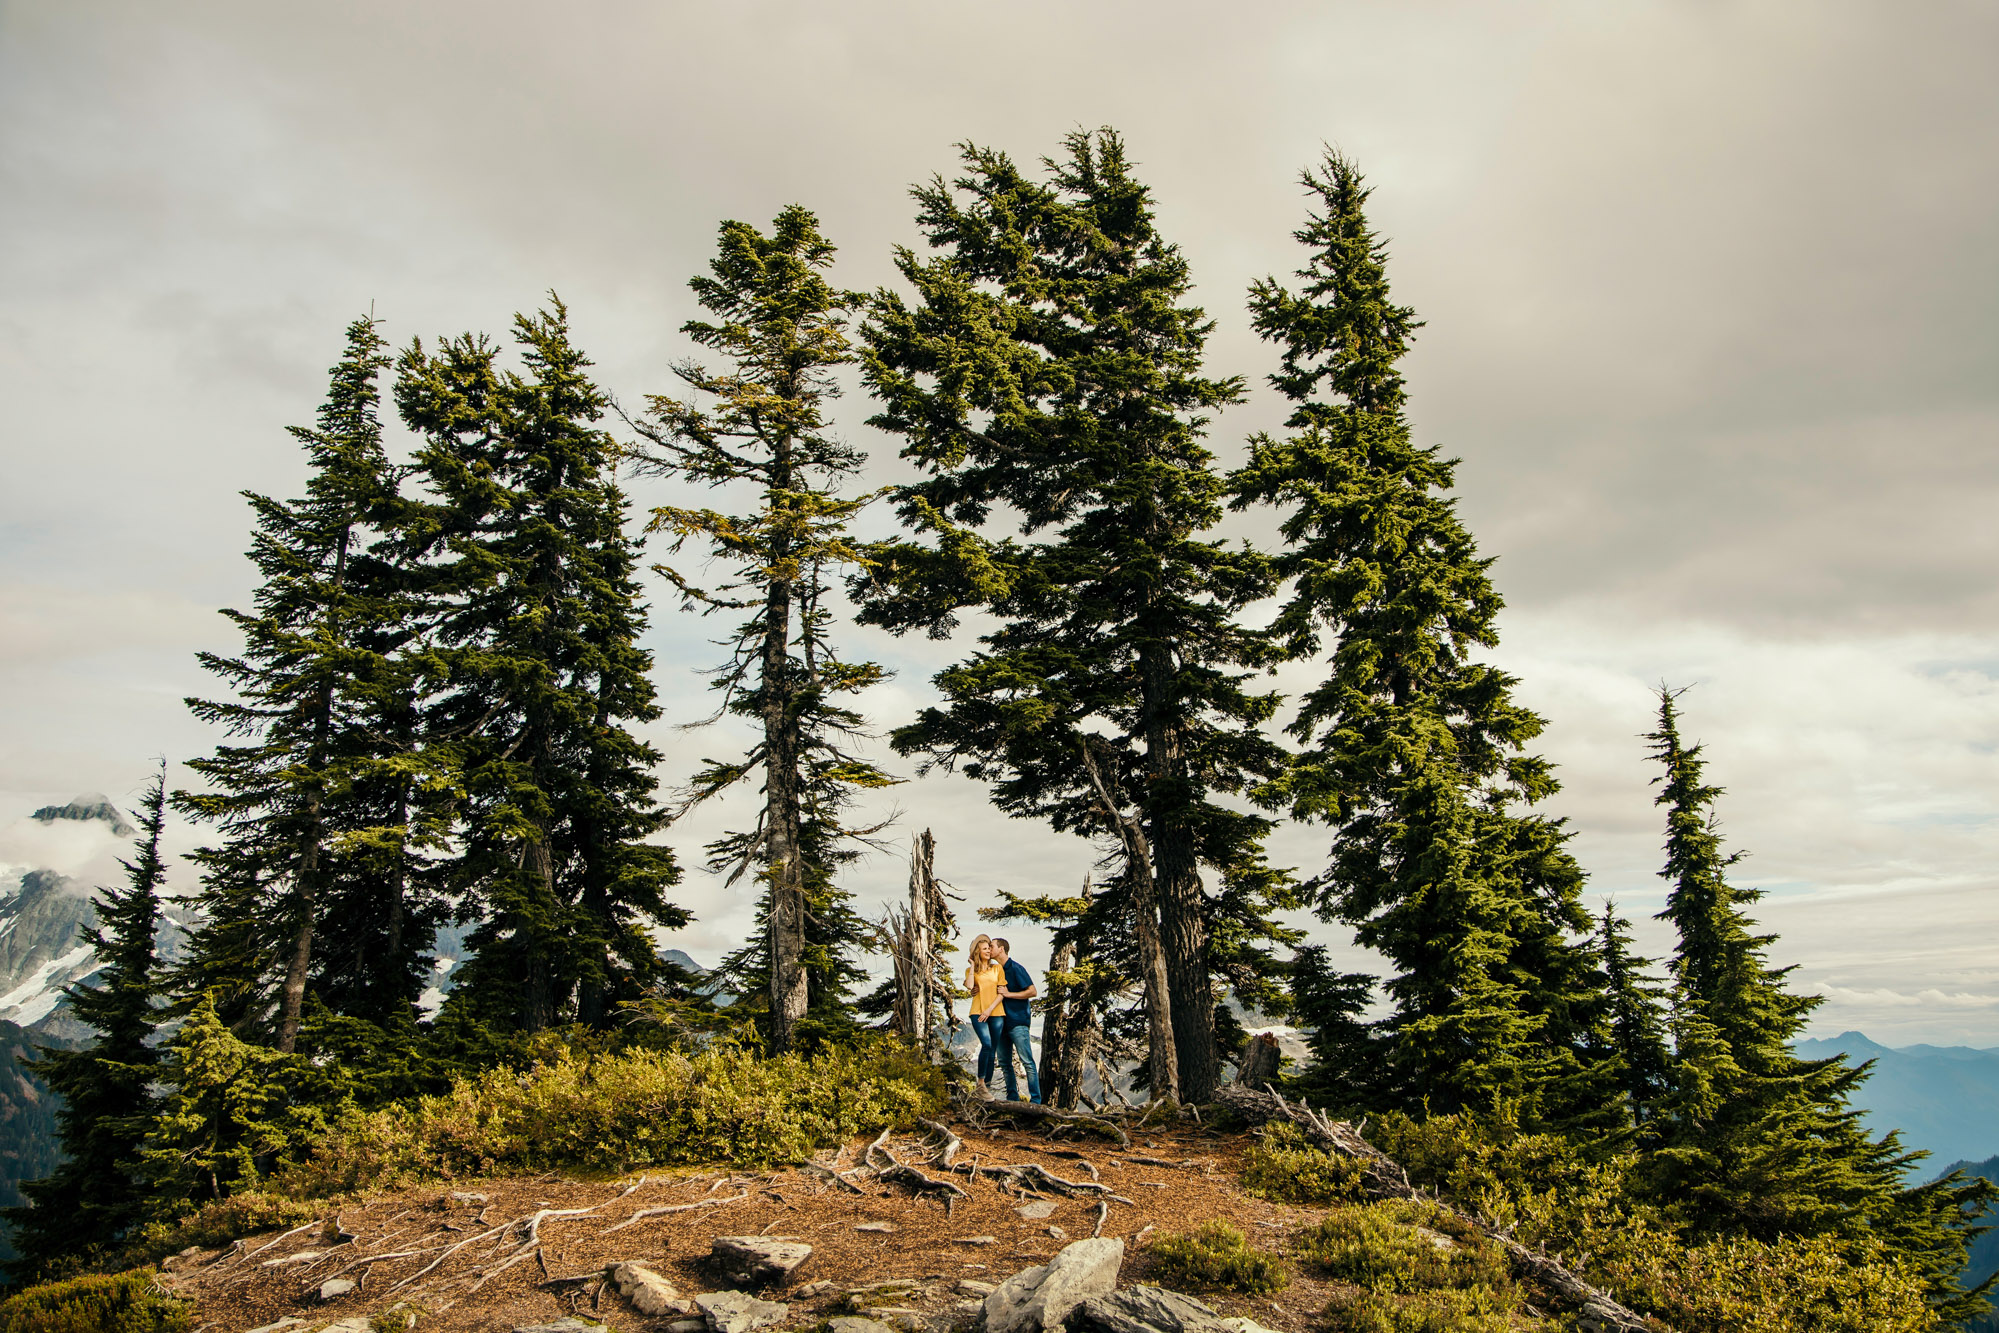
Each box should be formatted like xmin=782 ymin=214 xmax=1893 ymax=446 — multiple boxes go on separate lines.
xmin=164 ymin=1117 xmax=1350 ymax=1333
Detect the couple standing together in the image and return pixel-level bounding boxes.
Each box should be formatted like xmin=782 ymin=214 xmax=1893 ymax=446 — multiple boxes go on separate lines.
xmin=964 ymin=934 xmax=1039 ymax=1104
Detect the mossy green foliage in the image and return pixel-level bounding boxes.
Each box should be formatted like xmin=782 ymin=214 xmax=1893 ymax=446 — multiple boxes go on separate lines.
xmin=1242 ymin=1121 xmax=1368 ymax=1205
xmin=285 ymin=1035 xmax=944 ymax=1193
xmin=0 ymin=1269 xmax=190 ymax=1333
xmin=1148 ymin=1220 xmax=1288 ymax=1295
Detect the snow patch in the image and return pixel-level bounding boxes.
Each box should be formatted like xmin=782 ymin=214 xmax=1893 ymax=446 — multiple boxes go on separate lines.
xmin=0 ymin=942 xmax=97 ymax=1025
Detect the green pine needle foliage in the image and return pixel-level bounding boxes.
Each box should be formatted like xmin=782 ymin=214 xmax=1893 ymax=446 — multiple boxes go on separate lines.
xmin=1231 ymin=149 xmax=1614 ymax=1129
xmin=1147 ymin=1220 xmax=1288 ymax=1295
xmin=0 ymin=1270 xmax=190 ymax=1333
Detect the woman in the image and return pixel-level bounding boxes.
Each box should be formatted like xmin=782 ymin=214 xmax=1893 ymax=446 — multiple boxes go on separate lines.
xmin=963 ymin=934 xmax=1005 ymax=1091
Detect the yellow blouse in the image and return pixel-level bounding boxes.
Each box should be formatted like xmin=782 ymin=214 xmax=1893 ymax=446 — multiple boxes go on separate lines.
xmin=970 ymin=962 xmax=1003 ymax=1018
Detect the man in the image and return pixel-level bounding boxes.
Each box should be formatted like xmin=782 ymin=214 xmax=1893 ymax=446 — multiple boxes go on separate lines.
xmin=991 ymin=938 xmax=1040 ymax=1104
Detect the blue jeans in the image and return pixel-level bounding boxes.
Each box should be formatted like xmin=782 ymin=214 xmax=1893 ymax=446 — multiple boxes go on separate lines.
xmin=1001 ymin=1017 xmax=1040 ymax=1103
xmin=970 ymin=1015 xmax=1004 ymax=1086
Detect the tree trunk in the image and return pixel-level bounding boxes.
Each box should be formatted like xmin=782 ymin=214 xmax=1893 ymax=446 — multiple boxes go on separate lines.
xmin=1138 ymin=638 xmax=1219 ymax=1102
xmin=277 ymin=525 xmax=352 ymax=1055
xmin=1235 ymin=1031 xmax=1282 ymax=1089
xmin=1079 ymin=743 xmax=1179 ymax=1103
xmin=763 ymin=563 xmax=808 ymax=1051
xmin=1040 ymin=938 xmax=1075 ymax=1106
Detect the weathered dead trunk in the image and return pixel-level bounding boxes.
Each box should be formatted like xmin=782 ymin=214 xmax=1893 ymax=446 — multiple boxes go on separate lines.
xmin=1234 ymin=1031 xmax=1282 ymax=1089
xmin=1079 ymin=742 xmax=1179 ymax=1103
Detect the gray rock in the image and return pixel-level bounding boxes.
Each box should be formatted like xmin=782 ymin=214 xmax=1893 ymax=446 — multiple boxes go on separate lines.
xmin=317 ymin=1276 xmax=358 ymax=1302
xmin=244 ymin=1320 xmax=307 ymax=1333
xmin=513 ymin=1320 xmax=610 ymax=1333
xmin=612 ymin=1260 xmax=696 ymax=1316
xmin=1016 ymin=1200 xmax=1059 ymax=1220
xmin=798 ymin=1279 xmax=838 ymax=1298
xmin=956 ymin=1235 xmax=998 ymax=1246
xmin=668 ymin=1322 xmax=708 ymax=1333
xmin=315 ymin=1321 xmax=375 ymax=1333
xmin=1046 ymin=1226 xmax=1068 ymax=1240
xmin=958 ymin=1280 xmax=998 ymax=1296
xmin=1219 ymin=1320 xmax=1283 ymax=1333
xmin=1069 ymin=1286 xmax=1233 ymax=1333
xmin=857 ymin=1220 xmax=899 ymax=1233
xmin=984 ymin=1238 xmax=1126 ymax=1333
xmin=712 ymin=1234 xmax=813 ymax=1286
xmin=449 ymin=1190 xmax=490 ymax=1206
xmin=699 ymin=1290 xmax=790 ymax=1333
xmin=830 ymin=1319 xmax=898 ymax=1333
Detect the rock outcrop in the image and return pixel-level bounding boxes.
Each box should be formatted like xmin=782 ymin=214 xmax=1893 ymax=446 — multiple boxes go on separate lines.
xmin=983 ymin=1237 xmax=1126 ymax=1333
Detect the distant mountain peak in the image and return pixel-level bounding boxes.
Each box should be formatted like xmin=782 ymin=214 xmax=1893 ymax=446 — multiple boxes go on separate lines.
xmin=29 ymin=793 xmax=135 ymax=837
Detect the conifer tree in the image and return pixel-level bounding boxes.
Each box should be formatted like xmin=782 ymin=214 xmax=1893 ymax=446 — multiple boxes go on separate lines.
xmin=4 ymin=769 xmax=168 ymax=1279
xmin=1598 ymin=902 xmax=1672 ymax=1126
xmin=177 ymin=316 xmax=448 ymax=1049
xmin=1642 ymin=687 xmax=1995 ymax=1318
xmin=860 ymin=129 xmax=1293 ymax=1100
xmin=1230 ymin=151 xmax=1613 ymax=1125
xmin=395 ymin=299 xmax=683 ymax=1034
xmin=629 ymin=208 xmax=892 ymax=1052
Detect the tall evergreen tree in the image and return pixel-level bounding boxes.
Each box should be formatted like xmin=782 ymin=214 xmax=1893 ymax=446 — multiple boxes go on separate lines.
xmin=1641 ymin=687 xmax=1995 ymax=1319
xmin=4 ymin=769 xmax=168 ymax=1279
xmin=177 ymin=315 xmax=448 ymax=1049
xmin=860 ymin=129 xmax=1294 ymax=1100
xmin=629 ymin=207 xmax=892 ymax=1053
xmin=1230 ymin=151 xmax=1613 ymax=1125
xmin=395 ymin=298 xmax=683 ymax=1034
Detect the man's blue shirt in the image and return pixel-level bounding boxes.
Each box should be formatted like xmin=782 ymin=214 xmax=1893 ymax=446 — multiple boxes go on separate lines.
xmin=1002 ymin=959 xmax=1033 ymax=1024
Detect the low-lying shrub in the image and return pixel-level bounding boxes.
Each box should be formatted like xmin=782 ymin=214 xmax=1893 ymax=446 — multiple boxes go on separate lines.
xmin=1362 ymin=1111 xmax=1939 ymax=1333
xmin=1241 ymin=1122 xmax=1369 ymax=1205
xmin=1295 ymin=1202 xmax=1509 ymax=1297
xmin=283 ymin=1034 xmax=946 ymax=1196
xmin=1148 ymin=1220 xmax=1288 ymax=1295
xmin=0 ymin=1270 xmax=190 ymax=1333
xmin=1325 ymin=1288 xmax=1518 ymax=1333
xmin=130 ymin=1191 xmax=322 ymax=1262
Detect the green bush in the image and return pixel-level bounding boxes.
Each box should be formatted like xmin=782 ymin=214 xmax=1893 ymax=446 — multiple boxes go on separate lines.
xmin=1148 ymin=1220 xmax=1288 ymax=1295
xmin=0 ymin=1270 xmax=190 ymax=1333
xmin=1295 ymin=1203 xmax=1510 ymax=1297
xmin=284 ymin=1034 xmax=946 ymax=1194
xmin=1361 ymin=1111 xmax=1938 ymax=1333
xmin=130 ymin=1191 xmax=321 ymax=1261
xmin=1241 ymin=1122 xmax=1369 ymax=1205
xmin=1325 ymin=1288 xmax=1518 ymax=1333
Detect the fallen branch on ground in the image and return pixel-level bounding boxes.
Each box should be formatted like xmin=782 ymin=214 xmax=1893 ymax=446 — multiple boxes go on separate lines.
xmin=1212 ymin=1085 xmax=1662 ymax=1333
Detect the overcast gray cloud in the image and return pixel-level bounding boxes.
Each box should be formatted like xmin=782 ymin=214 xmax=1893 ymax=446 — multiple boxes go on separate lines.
xmin=3 ymin=0 xmax=1996 ymax=1042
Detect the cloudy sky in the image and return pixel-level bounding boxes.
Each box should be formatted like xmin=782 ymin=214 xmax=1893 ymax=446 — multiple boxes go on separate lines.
xmin=3 ymin=1 xmax=1996 ymax=1044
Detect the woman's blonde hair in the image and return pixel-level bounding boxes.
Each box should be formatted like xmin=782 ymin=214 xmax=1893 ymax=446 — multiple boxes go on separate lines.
xmin=967 ymin=933 xmax=995 ymax=966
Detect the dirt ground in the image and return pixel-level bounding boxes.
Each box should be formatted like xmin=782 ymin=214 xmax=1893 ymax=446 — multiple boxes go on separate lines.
xmin=163 ymin=1114 xmax=1356 ymax=1333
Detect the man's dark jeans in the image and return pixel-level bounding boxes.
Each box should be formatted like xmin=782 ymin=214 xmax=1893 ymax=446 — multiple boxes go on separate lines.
xmin=1000 ymin=1017 xmax=1040 ymax=1103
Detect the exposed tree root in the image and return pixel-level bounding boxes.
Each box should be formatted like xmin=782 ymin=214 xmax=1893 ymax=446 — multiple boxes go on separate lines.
xmin=602 ymin=1190 xmax=752 ymax=1233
